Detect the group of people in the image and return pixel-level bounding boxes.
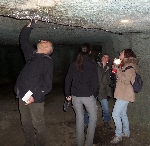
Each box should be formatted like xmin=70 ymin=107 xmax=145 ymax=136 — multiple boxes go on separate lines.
xmin=14 ymin=20 xmax=138 ymax=146
xmin=65 ymin=43 xmax=137 ymax=146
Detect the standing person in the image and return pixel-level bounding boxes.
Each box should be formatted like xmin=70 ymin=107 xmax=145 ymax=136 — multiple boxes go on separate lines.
xmin=65 ymin=43 xmax=99 ymax=146
xmin=84 ymin=54 xmax=113 ymax=130
xmin=110 ymin=49 xmax=137 ymax=144
xmin=14 ymin=20 xmax=54 ymax=146
xmin=97 ymin=54 xmax=113 ymax=129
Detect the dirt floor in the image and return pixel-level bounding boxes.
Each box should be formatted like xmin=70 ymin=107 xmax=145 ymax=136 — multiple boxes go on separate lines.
xmin=0 ymin=82 xmax=150 ymax=146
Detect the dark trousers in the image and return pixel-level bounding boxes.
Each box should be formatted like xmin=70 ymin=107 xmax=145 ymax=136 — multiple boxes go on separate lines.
xmin=19 ymin=99 xmax=46 ymax=146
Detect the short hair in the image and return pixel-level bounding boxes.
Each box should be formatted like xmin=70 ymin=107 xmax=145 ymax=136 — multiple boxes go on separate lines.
xmin=37 ymin=41 xmax=52 ymax=50
xmin=102 ymin=53 xmax=110 ymax=62
xmin=103 ymin=53 xmax=109 ymax=57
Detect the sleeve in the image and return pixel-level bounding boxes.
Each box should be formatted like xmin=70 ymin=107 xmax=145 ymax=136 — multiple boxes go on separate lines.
xmin=65 ymin=63 xmax=74 ymax=97
xmin=92 ymin=63 xmax=99 ymax=97
xmin=33 ymin=58 xmax=53 ymax=102
xmin=106 ymin=69 xmax=112 ymax=97
xmin=19 ymin=25 xmax=35 ymax=62
xmin=117 ymin=68 xmax=135 ymax=85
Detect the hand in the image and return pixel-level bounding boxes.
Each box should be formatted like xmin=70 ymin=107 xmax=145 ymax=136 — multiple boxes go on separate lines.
xmin=34 ymin=20 xmax=38 ymax=23
xmin=112 ymin=65 xmax=115 ymax=69
xmin=112 ymin=64 xmax=119 ymax=69
xmin=66 ymin=96 xmax=72 ymax=101
xmin=107 ymin=96 xmax=111 ymax=101
xmin=27 ymin=19 xmax=38 ymax=27
xmin=25 ymin=96 xmax=34 ymax=105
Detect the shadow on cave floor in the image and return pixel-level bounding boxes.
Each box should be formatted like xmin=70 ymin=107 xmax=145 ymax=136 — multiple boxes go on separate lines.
xmin=0 ymin=82 xmax=150 ymax=146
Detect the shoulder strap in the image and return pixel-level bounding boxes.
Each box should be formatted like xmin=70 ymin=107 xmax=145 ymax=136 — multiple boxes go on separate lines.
xmin=122 ymin=66 xmax=133 ymax=72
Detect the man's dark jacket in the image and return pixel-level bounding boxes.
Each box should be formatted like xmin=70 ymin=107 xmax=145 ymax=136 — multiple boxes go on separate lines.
xmin=14 ymin=25 xmax=53 ymax=103
xmin=97 ymin=62 xmax=112 ymax=100
xmin=65 ymin=54 xmax=99 ymax=97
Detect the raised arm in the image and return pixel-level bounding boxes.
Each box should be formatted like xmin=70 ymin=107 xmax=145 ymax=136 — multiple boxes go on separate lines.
xmin=19 ymin=20 xmax=38 ymax=62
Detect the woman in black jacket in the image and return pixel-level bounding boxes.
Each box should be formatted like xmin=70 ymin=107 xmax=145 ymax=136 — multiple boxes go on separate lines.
xmin=65 ymin=43 xmax=99 ymax=146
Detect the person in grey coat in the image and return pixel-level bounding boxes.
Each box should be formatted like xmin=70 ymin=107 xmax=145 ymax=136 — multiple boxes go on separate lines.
xmin=97 ymin=54 xmax=113 ymax=129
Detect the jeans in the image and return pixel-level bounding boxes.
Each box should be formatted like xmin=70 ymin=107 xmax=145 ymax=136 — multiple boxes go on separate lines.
xmin=19 ymin=98 xmax=46 ymax=146
xmin=100 ymin=99 xmax=111 ymax=122
xmin=112 ymin=99 xmax=130 ymax=137
xmin=84 ymin=98 xmax=111 ymax=125
xmin=84 ymin=111 xmax=89 ymax=126
xmin=72 ymin=96 xmax=97 ymax=146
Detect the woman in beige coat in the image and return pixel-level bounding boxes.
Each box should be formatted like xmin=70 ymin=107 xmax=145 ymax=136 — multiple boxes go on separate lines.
xmin=110 ymin=49 xmax=138 ymax=144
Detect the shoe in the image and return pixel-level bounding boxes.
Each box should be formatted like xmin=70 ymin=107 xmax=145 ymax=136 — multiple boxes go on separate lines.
xmin=110 ymin=135 xmax=122 ymax=144
xmin=122 ymin=133 xmax=130 ymax=138
xmin=104 ymin=122 xmax=113 ymax=130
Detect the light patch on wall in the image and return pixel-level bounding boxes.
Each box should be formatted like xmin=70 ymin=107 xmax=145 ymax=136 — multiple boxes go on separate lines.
xmin=120 ymin=19 xmax=129 ymax=23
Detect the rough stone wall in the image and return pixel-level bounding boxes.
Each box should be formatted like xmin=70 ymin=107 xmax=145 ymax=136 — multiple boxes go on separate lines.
xmin=0 ymin=45 xmax=78 ymax=83
xmin=0 ymin=45 xmax=24 ymax=82
xmin=101 ymin=34 xmax=131 ymax=63
xmin=131 ymin=34 xmax=150 ymax=131
xmin=52 ymin=45 xmax=78 ymax=83
xmin=109 ymin=33 xmax=150 ymax=132
xmin=101 ymin=39 xmax=117 ymax=62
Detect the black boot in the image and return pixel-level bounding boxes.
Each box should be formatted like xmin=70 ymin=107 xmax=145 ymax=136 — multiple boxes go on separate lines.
xmin=104 ymin=122 xmax=113 ymax=130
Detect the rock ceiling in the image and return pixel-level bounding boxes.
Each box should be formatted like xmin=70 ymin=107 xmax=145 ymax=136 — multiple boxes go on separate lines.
xmin=0 ymin=0 xmax=150 ymax=45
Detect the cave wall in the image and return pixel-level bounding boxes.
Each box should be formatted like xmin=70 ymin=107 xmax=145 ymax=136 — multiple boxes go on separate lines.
xmin=0 ymin=45 xmax=78 ymax=83
xmin=0 ymin=43 xmax=102 ymax=84
xmin=108 ymin=33 xmax=150 ymax=132
xmin=101 ymin=39 xmax=117 ymax=62
xmin=1 ymin=30 xmax=150 ymax=132
xmin=131 ymin=34 xmax=150 ymax=131
xmin=52 ymin=45 xmax=78 ymax=83
xmin=0 ymin=45 xmax=24 ymax=82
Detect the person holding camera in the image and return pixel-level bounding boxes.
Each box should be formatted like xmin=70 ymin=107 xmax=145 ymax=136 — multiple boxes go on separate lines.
xmin=110 ymin=49 xmax=137 ymax=144
xmin=65 ymin=43 xmax=99 ymax=146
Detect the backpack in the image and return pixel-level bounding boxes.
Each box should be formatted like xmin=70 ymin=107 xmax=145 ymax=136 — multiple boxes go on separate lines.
xmin=122 ymin=66 xmax=143 ymax=93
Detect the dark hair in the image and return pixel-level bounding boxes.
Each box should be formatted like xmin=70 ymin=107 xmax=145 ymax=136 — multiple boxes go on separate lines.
xmin=102 ymin=53 xmax=110 ymax=62
xmin=76 ymin=43 xmax=92 ymax=72
xmin=103 ymin=53 xmax=109 ymax=56
xmin=124 ymin=49 xmax=136 ymax=58
xmin=120 ymin=49 xmax=136 ymax=67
